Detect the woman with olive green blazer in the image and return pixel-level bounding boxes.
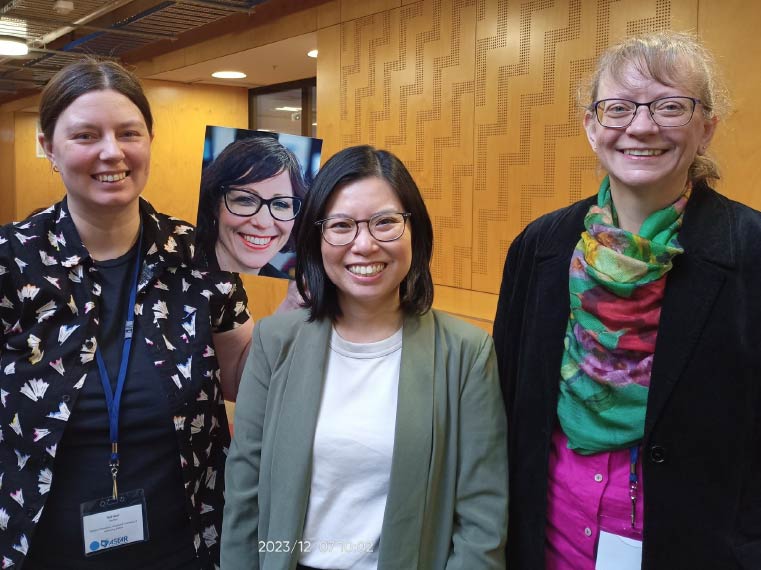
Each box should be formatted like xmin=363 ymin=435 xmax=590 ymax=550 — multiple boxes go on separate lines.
xmin=221 ymin=308 xmax=508 ymax=570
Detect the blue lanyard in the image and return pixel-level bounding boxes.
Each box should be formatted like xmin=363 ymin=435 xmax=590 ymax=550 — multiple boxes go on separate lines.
xmin=629 ymin=445 xmax=639 ymax=528
xmin=95 ymin=228 xmax=142 ymax=499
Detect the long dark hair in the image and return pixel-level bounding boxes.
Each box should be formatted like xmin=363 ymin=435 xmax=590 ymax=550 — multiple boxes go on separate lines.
xmin=296 ymin=145 xmax=434 ymax=321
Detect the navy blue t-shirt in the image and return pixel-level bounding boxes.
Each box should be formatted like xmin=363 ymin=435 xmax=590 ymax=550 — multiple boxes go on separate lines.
xmin=25 ymin=244 xmax=199 ymax=569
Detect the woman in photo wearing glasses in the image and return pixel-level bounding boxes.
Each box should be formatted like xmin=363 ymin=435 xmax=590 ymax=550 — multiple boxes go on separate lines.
xmin=222 ymin=145 xmax=508 ymax=570
xmin=494 ymin=31 xmax=761 ymax=569
xmin=196 ymin=136 xmax=307 ymax=278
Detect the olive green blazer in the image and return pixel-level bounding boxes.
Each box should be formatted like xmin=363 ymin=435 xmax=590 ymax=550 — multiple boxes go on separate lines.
xmin=221 ymin=309 xmax=507 ymax=570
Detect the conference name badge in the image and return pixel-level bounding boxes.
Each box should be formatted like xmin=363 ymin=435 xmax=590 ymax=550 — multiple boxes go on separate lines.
xmin=595 ymin=530 xmax=642 ymax=570
xmin=80 ymin=489 xmax=149 ymax=556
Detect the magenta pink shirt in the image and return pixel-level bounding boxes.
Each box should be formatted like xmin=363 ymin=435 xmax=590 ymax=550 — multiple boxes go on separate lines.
xmin=545 ymin=427 xmax=645 ymax=570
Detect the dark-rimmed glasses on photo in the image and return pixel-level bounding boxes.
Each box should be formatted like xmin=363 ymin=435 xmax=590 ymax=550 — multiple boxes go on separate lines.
xmin=223 ymin=188 xmax=302 ymax=221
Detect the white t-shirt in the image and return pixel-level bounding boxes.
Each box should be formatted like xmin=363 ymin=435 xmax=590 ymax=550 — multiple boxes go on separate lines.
xmin=299 ymin=326 xmax=402 ymax=570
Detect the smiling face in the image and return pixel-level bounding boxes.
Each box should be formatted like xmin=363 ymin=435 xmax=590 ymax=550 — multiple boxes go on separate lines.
xmin=215 ymin=170 xmax=295 ymax=274
xmin=584 ymin=62 xmax=717 ymax=206
xmin=320 ymin=176 xmax=412 ymax=315
xmin=40 ymin=89 xmax=152 ymax=215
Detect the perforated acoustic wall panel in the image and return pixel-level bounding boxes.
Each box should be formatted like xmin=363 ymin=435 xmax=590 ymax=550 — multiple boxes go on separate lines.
xmin=473 ymin=0 xmax=695 ymax=293
xmin=321 ymin=0 xmax=698 ymax=300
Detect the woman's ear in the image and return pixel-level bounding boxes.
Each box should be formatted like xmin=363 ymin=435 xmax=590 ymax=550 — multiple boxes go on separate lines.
xmin=38 ymin=132 xmax=57 ymax=168
xmin=698 ymin=115 xmax=718 ymax=155
xmin=583 ymin=111 xmax=598 ymax=152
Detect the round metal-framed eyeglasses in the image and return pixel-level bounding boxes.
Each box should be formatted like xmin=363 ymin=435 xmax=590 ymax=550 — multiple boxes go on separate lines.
xmin=591 ymin=96 xmax=702 ymax=129
xmin=223 ymin=188 xmax=302 ymax=221
xmin=315 ymin=212 xmax=411 ymax=246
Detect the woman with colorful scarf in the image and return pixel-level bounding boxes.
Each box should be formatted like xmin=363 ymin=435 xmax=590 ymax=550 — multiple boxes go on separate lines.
xmin=494 ymin=31 xmax=761 ymax=570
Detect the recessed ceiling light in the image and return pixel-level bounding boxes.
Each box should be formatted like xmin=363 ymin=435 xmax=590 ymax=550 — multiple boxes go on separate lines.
xmin=0 ymin=35 xmax=28 ymax=56
xmin=307 ymin=49 xmax=318 ymax=58
xmin=53 ymin=0 xmax=74 ymax=15
xmin=211 ymin=71 xmax=247 ymax=79
xmin=275 ymin=106 xmax=302 ymax=112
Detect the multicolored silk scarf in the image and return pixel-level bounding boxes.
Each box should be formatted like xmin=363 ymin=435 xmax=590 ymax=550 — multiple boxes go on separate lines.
xmin=557 ymin=177 xmax=689 ymax=454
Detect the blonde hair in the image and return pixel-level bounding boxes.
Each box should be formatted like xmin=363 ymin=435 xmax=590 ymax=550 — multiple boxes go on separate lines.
xmin=581 ymin=31 xmax=729 ymax=185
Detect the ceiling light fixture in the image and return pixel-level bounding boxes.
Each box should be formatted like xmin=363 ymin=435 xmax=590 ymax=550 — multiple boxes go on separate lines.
xmin=0 ymin=35 xmax=28 ymax=56
xmin=53 ymin=0 xmax=75 ymax=15
xmin=307 ymin=49 xmax=318 ymax=58
xmin=211 ymin=71 xmax=247 ymax=79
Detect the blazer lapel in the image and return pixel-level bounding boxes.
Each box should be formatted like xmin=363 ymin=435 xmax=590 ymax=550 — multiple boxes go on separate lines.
xmin=268 ymin=316 xmax=332 ymax=563
xmin=533 ymin=254 xmax=575 ymax=430
xmin=526 ymin=201 xmax=590 ymax=435
xmin=378 ymin=312 xmax=435 ymax=568
xmin=645 ymin=186 xmax=733 ymax=438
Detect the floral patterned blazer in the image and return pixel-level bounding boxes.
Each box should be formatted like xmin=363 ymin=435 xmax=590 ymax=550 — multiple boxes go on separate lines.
xmin=0 ymin=197 xmax=249 ymax=569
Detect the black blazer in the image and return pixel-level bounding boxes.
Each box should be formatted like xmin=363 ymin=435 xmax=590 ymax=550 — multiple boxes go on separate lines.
xmin=493 ymin=183 xmax=761 ymax=570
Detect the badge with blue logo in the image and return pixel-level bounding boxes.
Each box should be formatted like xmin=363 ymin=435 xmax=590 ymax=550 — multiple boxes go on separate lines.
xmin=80 ymin=488 xmax=149 ymax=556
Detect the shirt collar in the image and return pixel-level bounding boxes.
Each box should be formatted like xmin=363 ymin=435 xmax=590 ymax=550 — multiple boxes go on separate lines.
xmin=137 ymin=198 xmax=193 ymax=290
xmin=52 ymin=197 xmax=193 ymax=284
xmin=52 ymin=197 xmax=89 ymax=267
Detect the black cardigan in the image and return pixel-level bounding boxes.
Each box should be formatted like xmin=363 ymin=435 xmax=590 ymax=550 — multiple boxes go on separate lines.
xmin=493 ymin=183 xmax=761 ymax=570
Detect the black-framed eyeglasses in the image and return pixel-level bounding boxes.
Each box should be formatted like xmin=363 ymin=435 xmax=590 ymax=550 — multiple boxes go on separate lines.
xmin=315 ymin=212 xmax=411 ymax=246
xmin=590 ymin=96 xmax=701 ymax=129
xmin=223 ymin=188 xmax=302 ymax=221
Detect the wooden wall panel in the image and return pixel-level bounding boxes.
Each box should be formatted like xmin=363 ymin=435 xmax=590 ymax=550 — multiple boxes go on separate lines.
xmin=0 ymin=112 xmax=15 ymax=225
xmin=471 ymin=0 xmax=697 ymax=293
xmin=317 ymin=1 xmax=342 ymax=28
xmin=239 ymin=274 xmax=290 ymax=323
xmin=140 ymin=80 xmax=248 ymax=224
xmin=317 ymin=24 xmax=343 ymax=160
xmin=14 ymin=112 xmax=66 ymax=219
xmin=321 ymin=0 xmax=699 ymax=308
xmin=337 ymin=0 xmax=479 ymax=288
xmin=698 ymin=0 xmax=761 ymax=211
xmin=342 ymin=0 xmax=402 ymax=21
